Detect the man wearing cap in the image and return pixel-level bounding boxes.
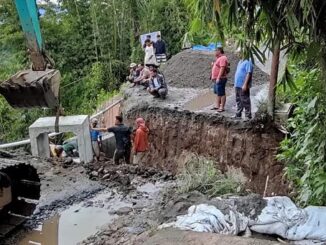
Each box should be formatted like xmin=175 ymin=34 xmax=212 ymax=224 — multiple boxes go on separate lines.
xmin=133 ymin=118 xmax=149 ymax=165
xmin=148 ymin=67 xmax=168 ymax=99
xmin=127 ymin=63 xmax=139 ymax=84
xmin=90 ymin=118 xmax=101 ymax=161
xmin=154 ymin=34 xmax=167 ymax=64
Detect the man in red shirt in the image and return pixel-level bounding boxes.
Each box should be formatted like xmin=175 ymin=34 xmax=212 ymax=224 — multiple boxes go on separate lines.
xmin=133 ymin=118 xmax=149 ymax=165
xmin=211 ymin=47 xmax=228 ymax=112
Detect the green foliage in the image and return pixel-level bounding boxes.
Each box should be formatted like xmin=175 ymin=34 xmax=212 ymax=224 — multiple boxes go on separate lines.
xmin=138 ymin=0 xmax=189 ymax=55
xmin=177 ymin=155 xmax=245 ymax=197
xmin=0 ymin=0 xmax=188 ymax=142
xmin=278 ymin=66 xmax=326 ymax=206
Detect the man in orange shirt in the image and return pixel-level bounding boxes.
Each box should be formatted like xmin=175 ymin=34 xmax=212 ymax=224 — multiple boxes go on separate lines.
xmin=133 ymin=118 xmax=149 ymax=165
xmin=211 ymin=47 xmax=228 ymax=112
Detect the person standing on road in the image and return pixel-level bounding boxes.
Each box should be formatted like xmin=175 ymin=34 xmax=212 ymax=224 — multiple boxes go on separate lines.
xmin=211 ymin=47 xmax=228 ymax=112
xmin=95 ymin=116 xmax=132 ymax=164
xmin=154 ymin=34 xmax=167 ymax=64
xmin=90 ymin=118 xmax=101 ymax=162
xmin=133 ymin=118 xmax=149 ymax=165
xmin=234 ymin=53 xmax=254 ymax=120
xmin=144 ymin=39 xmax=158 ymax=67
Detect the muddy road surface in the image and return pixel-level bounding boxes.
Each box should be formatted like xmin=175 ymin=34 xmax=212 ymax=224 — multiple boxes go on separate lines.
xmin=1 ymin=151 xmax=175 ymax=245
xmin=2 ymin=151 xmax=279 ymax=245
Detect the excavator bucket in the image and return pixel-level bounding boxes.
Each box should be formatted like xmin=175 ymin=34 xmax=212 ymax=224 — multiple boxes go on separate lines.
xmin=0 ymin=69 xmax=60 ymax=109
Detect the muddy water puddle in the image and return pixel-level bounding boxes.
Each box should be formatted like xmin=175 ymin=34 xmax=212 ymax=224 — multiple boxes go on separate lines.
xmin=19 ymin=206 xmax=116 ymax=245
xmin=19 ymin=191 xmax=129 ymax=245
xmin=183 ymin=88 xmax=233 ymax=112
xmin=184 ymin=89 xmax=215 ymax=111
xmin=19 ymin=182 xmax=167 ymax=245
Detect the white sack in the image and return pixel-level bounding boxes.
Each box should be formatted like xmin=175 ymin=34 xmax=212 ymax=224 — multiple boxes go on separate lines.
xmin=159 ymin=204 xmax=248 ymax=235
xmin=250 ymin=196 xmax=326 ymax=242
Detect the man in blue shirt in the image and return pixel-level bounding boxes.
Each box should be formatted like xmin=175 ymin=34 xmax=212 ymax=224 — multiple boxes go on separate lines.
xmin=90 ymin=118 xmax=101 ymax=161
xmin=234 ymin=55 xmax=254 ymax=119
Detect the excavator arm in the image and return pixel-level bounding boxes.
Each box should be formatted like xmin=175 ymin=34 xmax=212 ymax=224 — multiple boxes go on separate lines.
xmin=15 ymin=0 xmax=48 ymax=71
xmin=0 ymin=0 xmax=60 ymax=108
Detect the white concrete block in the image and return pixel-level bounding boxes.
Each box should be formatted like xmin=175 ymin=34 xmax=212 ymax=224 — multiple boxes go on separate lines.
xmin=29 ymin=115 xmax=93 ymax=163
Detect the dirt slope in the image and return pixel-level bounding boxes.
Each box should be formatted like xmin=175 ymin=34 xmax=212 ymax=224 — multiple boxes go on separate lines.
xmin=125 ymin=106 xmax=288 ymax=195
xmin=161 ymin=49 xmax=269 ymax=88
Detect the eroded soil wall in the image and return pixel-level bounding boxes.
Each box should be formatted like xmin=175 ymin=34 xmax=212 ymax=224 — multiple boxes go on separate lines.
xmin=126 ymin=106 xmax=287 ymax=195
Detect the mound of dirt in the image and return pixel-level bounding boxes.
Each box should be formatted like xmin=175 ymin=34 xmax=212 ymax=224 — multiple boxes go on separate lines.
xmin=161 ymin=49 xmax=269 ymax=88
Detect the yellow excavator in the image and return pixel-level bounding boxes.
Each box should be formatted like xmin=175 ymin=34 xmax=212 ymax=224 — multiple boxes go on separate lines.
xmin=0 ymin=0 xmax=60 ymax=237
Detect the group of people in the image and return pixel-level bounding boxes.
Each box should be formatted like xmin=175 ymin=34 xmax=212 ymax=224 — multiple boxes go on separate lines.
xmin=143 ymin=34 xmax=167 ymax=66
xmin=89 ymin=44 xmax=252 ymax=164
xmin=211 ymin=47 xmax=253 ymax=120
xmin=90 ymin=116 xmax=149 ymax=165
xmin=127 ymin=64 xmax=168 ymax=99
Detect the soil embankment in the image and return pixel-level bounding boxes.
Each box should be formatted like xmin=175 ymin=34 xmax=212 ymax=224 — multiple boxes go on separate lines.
xmin=125 ymin=106 xmax=286 ymax=195
xmin=124 ymin=49 xmax=287 ymax=196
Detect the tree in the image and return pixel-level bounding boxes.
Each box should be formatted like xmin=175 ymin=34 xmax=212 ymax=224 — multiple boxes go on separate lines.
xmin=185 ymin=0 xmax=326 ymax=117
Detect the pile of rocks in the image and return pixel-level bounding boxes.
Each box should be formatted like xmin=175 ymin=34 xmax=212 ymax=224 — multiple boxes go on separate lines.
xmin=85 ymin=161 xmax=174 ymax=187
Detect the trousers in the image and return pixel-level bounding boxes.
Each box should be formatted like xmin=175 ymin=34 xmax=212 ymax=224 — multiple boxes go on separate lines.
xmin=235 ymin=87 xmax=251 ymax=118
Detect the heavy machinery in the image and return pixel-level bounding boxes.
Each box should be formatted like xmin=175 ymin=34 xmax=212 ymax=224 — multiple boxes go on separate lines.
xmin=0 ymin=157 xmax=41 ymax=238
xmin=0 ymin=0 xmax=60 ymax=108
xmin=0 ymin=0 xmax=61 ymax=236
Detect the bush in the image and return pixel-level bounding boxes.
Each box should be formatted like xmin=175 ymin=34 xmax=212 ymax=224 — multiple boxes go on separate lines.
xmin=277 ymin=67 xmax=326 ymax=206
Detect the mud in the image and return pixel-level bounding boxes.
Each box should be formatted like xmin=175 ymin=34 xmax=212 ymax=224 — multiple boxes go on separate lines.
xmin=79 ymin=188 xmax=269 ymax=245
xmin=143 ymin=228 xmax=278 ymax=245
xmin=161 ymin=49 xmax=269 ymax=89
xmin=1 ymin=151 xmax=102 ymax=245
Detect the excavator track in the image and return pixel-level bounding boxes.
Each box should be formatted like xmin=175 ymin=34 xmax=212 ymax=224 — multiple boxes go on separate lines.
xmin=0 ymin=158 xmax=40 ymax=238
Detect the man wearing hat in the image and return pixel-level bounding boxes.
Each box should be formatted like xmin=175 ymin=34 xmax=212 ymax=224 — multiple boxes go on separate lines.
xmin=127 ymin=63 xmax=139 ymax=84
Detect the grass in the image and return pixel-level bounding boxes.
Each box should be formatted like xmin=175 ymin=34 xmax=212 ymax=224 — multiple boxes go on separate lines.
xmin=177 ymin=155 xmax=246 ymax=197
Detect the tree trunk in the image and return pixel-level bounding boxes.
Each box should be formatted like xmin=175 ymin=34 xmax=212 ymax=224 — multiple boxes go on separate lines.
xmin=268 ymin=42 xmax=281 ymax=119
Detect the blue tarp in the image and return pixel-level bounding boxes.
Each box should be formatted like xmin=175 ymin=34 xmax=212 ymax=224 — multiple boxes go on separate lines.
xmin=192 ymin=42 xmax=222 ymax=51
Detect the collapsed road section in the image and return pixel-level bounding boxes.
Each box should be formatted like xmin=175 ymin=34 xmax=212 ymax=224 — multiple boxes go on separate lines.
xmin=0 ymin=49 xmax=301 ymax=244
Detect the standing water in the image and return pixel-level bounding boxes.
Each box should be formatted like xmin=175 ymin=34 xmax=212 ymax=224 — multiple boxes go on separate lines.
xmin=19 ymin=181 xmax=167 ymax=245
xmin=18 ymin=191 xmax=131 ymax=245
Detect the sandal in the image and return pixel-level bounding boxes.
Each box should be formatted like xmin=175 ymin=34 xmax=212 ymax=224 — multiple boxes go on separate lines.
xmin=217 ymin=109 xmax=225 ymax=112
xmin=211 ymin=107 xmax=218 ymax=110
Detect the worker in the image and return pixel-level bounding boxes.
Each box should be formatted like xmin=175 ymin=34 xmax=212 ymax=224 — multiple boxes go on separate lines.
xmin=133 ymin=118 xmax=149 ymax=165
xmin=147 ymin=67 xmax=168 ymax=99
xmin=154 ymin=34 xmax=167 ymax=64
xmin=90 ymin=118 xmax=101 ymax=162
xmin=95 ymin=116 xmax=132 ymax=164
xmin=211 ymin=47 xmax=229 ymax=112
xmin=234 ymin=50 xmax=254 ymax=120
xmin=53 ymin=142 xmax=78 ymax=157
